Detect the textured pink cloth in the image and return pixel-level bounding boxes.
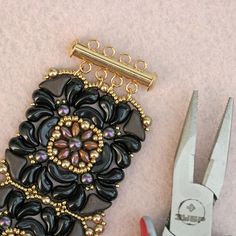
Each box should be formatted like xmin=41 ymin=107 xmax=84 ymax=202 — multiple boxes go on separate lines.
xmin=0 ymin=1 xmax=236 ymax=235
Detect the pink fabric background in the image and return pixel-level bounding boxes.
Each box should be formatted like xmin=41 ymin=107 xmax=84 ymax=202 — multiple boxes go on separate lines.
xmin=0 ymin=1 xmax=236 ymax=235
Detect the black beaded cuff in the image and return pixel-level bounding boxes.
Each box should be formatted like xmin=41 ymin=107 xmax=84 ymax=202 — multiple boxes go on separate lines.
xmin=0 ymin=70 xmax=151 ymax=236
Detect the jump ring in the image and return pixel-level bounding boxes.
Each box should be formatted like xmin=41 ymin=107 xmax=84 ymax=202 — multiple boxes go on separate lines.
xmin=95 ymin=68 xmax=108 ymax=81
xmin=103 ymin=46 xmax=116 ymax=57
xmin=134 ymin=59 xmax=148 ymax=71
xmin=87 ymin=39 xmax=100 ymax=51
xmin=80 ymin=61 xmax=92 ymax=74
xmin=126 ymin=81 xmax=138 ymax=94
xmin=119 ymin=53 xmax=132 ymax=64
xmin=111 ymin=75 xmax=123 ymax=87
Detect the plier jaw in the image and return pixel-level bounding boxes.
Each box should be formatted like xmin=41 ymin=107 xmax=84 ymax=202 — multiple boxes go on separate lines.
xmin=140 ymin=91 xmax=234 ymax=236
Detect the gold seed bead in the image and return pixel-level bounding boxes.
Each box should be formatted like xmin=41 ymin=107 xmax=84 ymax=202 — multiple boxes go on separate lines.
xmin=93 ymin=214 xmax=102 ymax=224
xmin=98 ymin=143 xmax=104 ymax=148
xmin=95 ymin=224 xmax=104 ymax=233
xmin=52 ymin=130 xmax=61 ymax=139
xmin=81 ymin=121 xmax=90 ymax=130
xmin=42 ymin=197 xmax=50 ymax=204
xmin=52 ymin=148 xmax=58 ymax=155
xmin=48 ymin=68 xmax=58 ymax=77
xmin=101 ymin=83 xmax=109 ymax=92
xmin=69 ymin=166 xmax=74 ymax=171
xmin=90 ymin=151 xmax=99 ymax=159
xmin=85 ymin=228 xmax=94 ymax=236
xmin=65 ymin=121 xmax=72 ymax=127
xmin=143 ymin=116 xmax=152 ymax=127
xmin=79 ymin=162 xmax=86 ymax=168
xmin=90 ymin=124 xmax=95 ymax=129
xmin=62 ymin=160 xmax=70 ymax=168
xmin=0 ymin=163 xmax=8 ymax=173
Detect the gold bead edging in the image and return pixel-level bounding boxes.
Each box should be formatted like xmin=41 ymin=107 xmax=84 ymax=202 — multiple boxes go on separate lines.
xmin=45 ymin=69 xmax=152 ymax=131
xmin=0 ymin=160 xmax=106 ymax=236
xmin=1 ymin=228 xmax=28 ymax=236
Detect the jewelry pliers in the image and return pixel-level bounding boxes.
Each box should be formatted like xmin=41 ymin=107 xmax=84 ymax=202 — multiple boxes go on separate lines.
xmin=140 ymin=91 xmax=234 ymax=236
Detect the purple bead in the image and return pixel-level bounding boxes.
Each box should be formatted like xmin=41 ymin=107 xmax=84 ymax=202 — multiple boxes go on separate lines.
xmin=103 ymin=127 xmax=115 ymax=139
xmin=81 ymin=173 xmax=93 ymax=185
xmin=71 ymin=152 xmax=80 ymax=166
xmin=58 ymin=105 xmax=70 ymax=116
xmin=35 ymin=150 xmax=48 ymax=162
xmin=69 ymin=137 xmax=82 ymax=150
xmin=0 ymin=216 xmax=11 ymax=229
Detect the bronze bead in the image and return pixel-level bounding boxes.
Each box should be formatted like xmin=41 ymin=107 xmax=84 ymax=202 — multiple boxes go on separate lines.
xmin=79 ymin=150 xmax=90 ymax=163
xmin=58 ymin=148 xmax=70 ymax=160
xmin=84 ymin=141 xmax=98 ymax=150
xmin=72 ymin=122 xmax=80 ymax=136
xmin=54 ymin=140 xmax=68 ymax=148
xmin=61 ymin=126 xmax=72 ymax=138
